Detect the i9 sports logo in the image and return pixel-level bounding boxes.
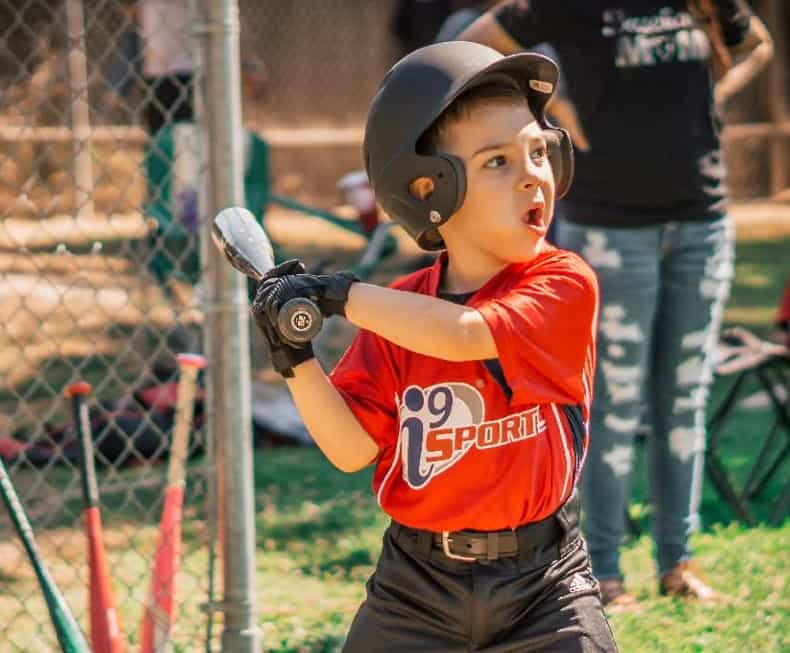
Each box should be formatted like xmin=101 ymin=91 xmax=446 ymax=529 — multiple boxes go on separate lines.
xmin=398 ymin=383 xmax=546 ymax=489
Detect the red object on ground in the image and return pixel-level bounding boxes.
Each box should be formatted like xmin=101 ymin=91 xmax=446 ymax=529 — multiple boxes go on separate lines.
xmin=776 ymin=275 xmax=790 ymax=331
xmin=0 ymin=438 xmax=28 ymax=460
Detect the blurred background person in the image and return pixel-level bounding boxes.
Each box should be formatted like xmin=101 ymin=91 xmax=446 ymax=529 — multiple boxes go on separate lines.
xmin=105 ymin=0 xmax=195 ymax=134
xmin=460 ymin=0 xmax=773 ymax=607
xmin=390 ymin=0 xmax=455 ymax=56
xmin=435 ymin=0 xmax=590 ymax=156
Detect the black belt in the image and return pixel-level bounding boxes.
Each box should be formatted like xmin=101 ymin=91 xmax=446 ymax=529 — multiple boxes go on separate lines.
xmin=392 ymin=512 xmax=565 ymax=565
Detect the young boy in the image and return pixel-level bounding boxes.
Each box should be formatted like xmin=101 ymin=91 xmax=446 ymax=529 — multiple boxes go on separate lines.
xmin=252 ymin=41 xmax=618 ymax=652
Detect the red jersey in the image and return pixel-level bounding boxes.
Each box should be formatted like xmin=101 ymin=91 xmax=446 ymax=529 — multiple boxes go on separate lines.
xmin=330 ymin=247 xmax=598 ymax=531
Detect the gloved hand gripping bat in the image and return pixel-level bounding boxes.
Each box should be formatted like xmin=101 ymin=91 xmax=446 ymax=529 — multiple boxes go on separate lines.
xmin=211 ymin=206 xmax=322 ymax=344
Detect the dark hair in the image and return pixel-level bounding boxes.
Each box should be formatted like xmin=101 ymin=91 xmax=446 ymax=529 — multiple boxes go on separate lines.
xmin=417 ymin=79 xmax=526 ymax=155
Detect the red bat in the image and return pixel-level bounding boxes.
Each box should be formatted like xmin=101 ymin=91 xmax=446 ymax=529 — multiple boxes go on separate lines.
xmin=64 ymin=381 xmax=125 ymax=653
xmin=140 ymin=353 xmax=206 ymax=653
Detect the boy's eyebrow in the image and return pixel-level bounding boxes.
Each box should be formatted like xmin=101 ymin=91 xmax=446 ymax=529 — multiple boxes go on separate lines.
xmin=525 ymin=133 xmax=548 ymax=147
xmin=472 ymin=133 xmax=548 ymax=158
xmin=471 ymin=143 xmax=508 ymax=157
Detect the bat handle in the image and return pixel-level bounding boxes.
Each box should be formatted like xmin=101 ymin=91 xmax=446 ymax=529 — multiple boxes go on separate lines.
xmin=277 ymin=298 xmax=323 ymax=344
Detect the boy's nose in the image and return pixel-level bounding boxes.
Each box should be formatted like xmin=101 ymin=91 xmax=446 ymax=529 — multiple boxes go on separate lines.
xmin=516 ymin=150 xmax=545 ymax=189
xmin=516 ymin=163 xmax=540 ymax=190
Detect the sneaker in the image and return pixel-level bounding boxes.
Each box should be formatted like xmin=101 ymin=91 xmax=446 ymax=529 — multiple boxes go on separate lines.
xmin=660 ymin=561 xmax=725 ymax=603
xmin=598 ymin=578 xmax=640 ymax=612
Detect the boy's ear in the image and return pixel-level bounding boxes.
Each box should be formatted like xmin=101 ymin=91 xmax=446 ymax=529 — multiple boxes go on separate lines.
xmin=408 ymin=176 xmax=435 ymax=201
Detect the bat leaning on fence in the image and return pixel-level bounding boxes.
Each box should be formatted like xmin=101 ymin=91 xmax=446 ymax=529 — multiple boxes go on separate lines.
xmin=65 ymin=381 xmax=126 ymax=653
xmin=0 ymin=458 xmax=90 ymax=653
xmin=211 ymin=205 xmax=323 ymax=343
xmin=140 ymin=353 xmax=206 ymax=653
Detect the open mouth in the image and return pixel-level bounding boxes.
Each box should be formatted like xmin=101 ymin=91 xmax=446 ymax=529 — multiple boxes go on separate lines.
xmin=523 ymin=206 xmax=545 ymax=229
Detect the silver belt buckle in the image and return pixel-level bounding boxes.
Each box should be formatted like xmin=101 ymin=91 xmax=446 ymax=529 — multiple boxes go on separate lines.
xmin=441 ymin=531 xmax=477 ymax=562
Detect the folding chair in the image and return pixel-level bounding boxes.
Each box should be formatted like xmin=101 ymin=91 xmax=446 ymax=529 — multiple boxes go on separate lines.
xmin=143 ymin=123 xmax=272 ymax=286
xmin=142 ymin=123 xmax=394 ymax=289
xmin=706 ymin=327 xmax=790 ymax=525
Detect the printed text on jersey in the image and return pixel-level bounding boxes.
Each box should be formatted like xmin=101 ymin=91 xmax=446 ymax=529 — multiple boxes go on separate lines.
xmin=398 ymin=382 xmax=547 ymax=489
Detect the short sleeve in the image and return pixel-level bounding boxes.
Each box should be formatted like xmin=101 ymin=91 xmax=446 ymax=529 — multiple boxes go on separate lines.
xmin=714 ymin=0 xmax=753 ymax=47
xmin=494 ymin=0 xmax=558 ymax=48
xmin=329 ymin=330 xmax=399 ymax=452
xmin=475 ymin=255 xmax=598 ymax=407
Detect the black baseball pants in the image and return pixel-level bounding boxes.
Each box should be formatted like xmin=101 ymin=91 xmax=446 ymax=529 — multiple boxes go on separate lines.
xmin=343 ymin=498 xmax=618 ymax=652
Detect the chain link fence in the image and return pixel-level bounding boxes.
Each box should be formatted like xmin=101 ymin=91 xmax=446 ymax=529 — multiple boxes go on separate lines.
xmin=0 ymin=0 xmax=213 ymax=651
xmin=237 ymin=0 xmax=402 ymax=209
xmin=0 ymin=0 xmax=788 ymax=652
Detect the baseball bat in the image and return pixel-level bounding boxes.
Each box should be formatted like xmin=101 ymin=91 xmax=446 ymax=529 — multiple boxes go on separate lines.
xmin=140 ymin=353 xmax=206 ymax=653
xmin=0 ymin=458 xmax=90 ymax=653
xmin=65 ymin=381 xmax=125 ymax=653
xmin=211 ymin=206 xmax=323 ymax=343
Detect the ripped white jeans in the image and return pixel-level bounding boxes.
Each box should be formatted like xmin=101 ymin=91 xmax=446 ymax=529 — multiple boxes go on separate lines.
xmin=554 ymin=216 xmax=734 ymax=579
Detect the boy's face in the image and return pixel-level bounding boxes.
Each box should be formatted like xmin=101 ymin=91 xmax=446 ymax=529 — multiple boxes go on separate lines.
xmin=436 ymin=99 xmax=555 ymax=264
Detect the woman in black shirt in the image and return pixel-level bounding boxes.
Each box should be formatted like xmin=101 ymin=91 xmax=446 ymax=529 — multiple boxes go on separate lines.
xmin=460 ymin=0 xmax=773 ymax=607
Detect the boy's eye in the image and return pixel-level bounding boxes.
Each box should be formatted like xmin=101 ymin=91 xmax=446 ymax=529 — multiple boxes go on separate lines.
xmin=483 ymin=155 xmax=507 ymax=169
xmin=531 ymin=147 xmax=547 ymax=163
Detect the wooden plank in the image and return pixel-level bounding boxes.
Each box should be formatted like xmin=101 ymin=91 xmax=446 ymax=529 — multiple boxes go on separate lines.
xmin=0 ymin=124 xmax=366 ymax=147
xmin=765 ymin=0 xmax=789 ymax=195
xmin=722 ymin=120 xmax=790 ymax=141
xmin=2 ymin=121 xmax=788 ymax=147
xmin=0 ymin=212 xmax=152 ymax=250
xmin=0 ymin=125 xmax=148 ymax=144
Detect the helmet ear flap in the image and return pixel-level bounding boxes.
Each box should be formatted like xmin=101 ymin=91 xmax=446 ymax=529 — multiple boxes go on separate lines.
xmin=440 ymin=153 xmax=467 ymax=213
xmin=409 ymin=153 xmax=467 ymax=250
xmin=544 ymin=127 xmax=574 ymax=198
xmin=379 ymin=153 xmax=466 ymax=250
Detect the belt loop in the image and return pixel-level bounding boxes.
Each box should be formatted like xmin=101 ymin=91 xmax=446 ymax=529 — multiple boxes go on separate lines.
xmin=487 ymin=532 xmax=499 ymax=561
xmin=416 ymin=529 xmax=432 ymax=558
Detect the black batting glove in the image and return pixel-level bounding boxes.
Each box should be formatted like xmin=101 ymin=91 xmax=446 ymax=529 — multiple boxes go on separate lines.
xmin=255 ymin=270 xmax=359 ymax=319
xmin=251 ymin=260 xmax=315 ymax=378
xmin=256 ymin=316 xmax=315 ymax=378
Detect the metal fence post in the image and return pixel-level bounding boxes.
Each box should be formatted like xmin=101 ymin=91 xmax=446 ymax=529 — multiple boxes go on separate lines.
xmin=197 ymin=0 xmax=260 ymax=651
xmin=65 ymin=0 xmax=95 ymax=217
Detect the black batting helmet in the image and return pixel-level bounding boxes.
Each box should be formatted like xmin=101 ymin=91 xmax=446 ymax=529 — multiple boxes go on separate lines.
xmin=364 ymin=41 xmax=574 ymax=250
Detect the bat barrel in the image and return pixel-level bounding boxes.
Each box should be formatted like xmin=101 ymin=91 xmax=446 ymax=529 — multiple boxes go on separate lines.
xmin=211 ymin=206 xmax=325 ymax=343
xmin=140 ymin=353 xmax=204 ymax=653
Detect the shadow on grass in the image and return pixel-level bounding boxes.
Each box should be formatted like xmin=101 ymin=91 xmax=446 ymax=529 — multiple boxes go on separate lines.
xmin=254 ymin=448 xmax=377 ymax=535
xmin=297 ymin=546 xmax=375 ymax=578
xmin=266 ymin=633 xmax=346 ymax=653
xmin=253 ymin=447 xmax=383 ymax=579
